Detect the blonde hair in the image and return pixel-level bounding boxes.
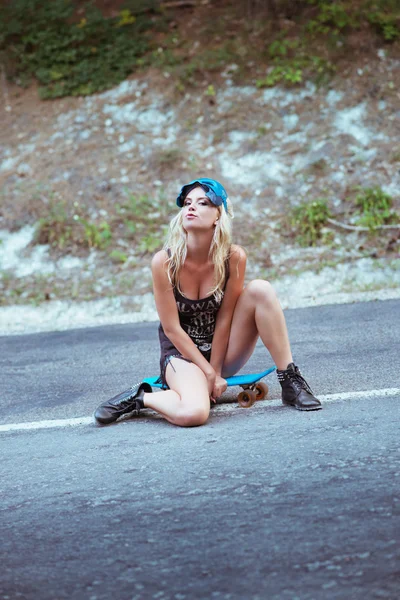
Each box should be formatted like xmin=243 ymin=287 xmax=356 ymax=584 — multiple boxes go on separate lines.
xmin=164 ymin=197 xmax=234 ymax=302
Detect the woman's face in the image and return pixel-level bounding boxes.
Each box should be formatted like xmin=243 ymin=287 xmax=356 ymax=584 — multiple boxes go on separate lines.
xmin=182 ymin=186 xmax=219 ymax=231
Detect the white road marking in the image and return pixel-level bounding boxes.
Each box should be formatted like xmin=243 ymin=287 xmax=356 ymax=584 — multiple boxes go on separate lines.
xmin=319 ymin=387 xmax=400 ymax=402
xmin=215 ymin=387 xmax=400 ymax=413
xmin=0 ymin=388 xmax=399 ymax=433
xmin=0 ymin=416 xmax=93 ymax=432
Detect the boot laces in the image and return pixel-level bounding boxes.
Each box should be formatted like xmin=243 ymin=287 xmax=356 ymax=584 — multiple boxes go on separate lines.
xmin=110 ymin=383 xmax=141 ymax=409
xmin=288 ymin=369 xmax=313 ymax=394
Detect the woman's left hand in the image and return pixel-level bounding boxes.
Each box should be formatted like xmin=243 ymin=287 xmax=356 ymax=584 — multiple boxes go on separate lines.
xmin=211 ymin=375 xmax=228 ymax=403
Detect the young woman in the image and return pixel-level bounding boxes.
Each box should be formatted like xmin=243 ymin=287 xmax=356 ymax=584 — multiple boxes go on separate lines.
xmin=94 ymin=178 xmax=321 ymax=426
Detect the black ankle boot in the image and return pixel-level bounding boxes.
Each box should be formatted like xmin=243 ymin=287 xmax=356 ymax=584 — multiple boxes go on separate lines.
xmin=277 ymin=363 xmax=322 ymax=411
xmin=94 ymin=381 xmax=152 ymax=425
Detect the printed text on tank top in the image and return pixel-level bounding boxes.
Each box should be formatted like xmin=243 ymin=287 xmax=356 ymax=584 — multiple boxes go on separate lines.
xmin=164 ymin=248 xmax=230 ymax=352
xmin=156 ymin=249 xmax=232 ymax=382
xmin=174 ymin=287 xmax=222 ymax=345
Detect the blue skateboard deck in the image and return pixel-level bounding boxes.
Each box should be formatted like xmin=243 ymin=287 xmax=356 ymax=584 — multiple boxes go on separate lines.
xmin=143 ymin=366 xmax=276 ymax=408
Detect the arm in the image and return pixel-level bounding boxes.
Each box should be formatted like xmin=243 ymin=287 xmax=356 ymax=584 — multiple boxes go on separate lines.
xmin=151 ymin=250 xmax=216 ymax=391
xmin=210 ymin=245 xmax=247 ymax=377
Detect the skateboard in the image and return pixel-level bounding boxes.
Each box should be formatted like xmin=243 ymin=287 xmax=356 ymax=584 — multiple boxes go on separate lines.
xmin=143 ymin=366 xmax=276 ymax=408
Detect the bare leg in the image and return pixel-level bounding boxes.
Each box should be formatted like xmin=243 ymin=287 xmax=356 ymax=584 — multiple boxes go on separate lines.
xmin=143 ymin=358 xmax=210 ymax=427
xmin=222 ymin=279 xmax=293 ymax=377
xmin=221 ymin=280 xmax=322 ymax=410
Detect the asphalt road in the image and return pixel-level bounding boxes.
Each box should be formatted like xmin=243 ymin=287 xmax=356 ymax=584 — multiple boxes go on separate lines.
xmin=1 ymin=299 xmax=399 ymax=600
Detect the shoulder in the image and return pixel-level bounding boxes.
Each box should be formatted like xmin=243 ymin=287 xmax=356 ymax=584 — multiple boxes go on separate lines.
xmin=151 ymin=249 xmax=169 ymax=271
xmin=229 ymin=244 xmax=247 ymax=265
xmin=151 ymin=249 xmax=173 ymax=292
xmin=151 ymin=250 xmax=170 ymax=282
xmin=226 ymin=244 xmax=246 ymax=281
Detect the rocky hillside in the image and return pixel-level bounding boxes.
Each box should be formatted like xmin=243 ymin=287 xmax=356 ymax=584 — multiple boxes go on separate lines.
xmin=0 ymin=2 xmax=399 ymax=332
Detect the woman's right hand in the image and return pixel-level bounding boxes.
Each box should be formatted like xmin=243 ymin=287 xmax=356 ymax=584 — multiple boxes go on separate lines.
xmin=205 ymin=369 xmax=227 ymax=403
xmin=212 ymin=375 xmax=227 ymax=402
xmin=205 ymin=368 xmax=217 ymax=401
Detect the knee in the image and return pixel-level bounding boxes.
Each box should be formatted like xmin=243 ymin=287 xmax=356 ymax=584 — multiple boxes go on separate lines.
xmin=246 ymin=279 xmax=277 ymax=305
xmin=177 ymin=404 xmax=209 ymax=427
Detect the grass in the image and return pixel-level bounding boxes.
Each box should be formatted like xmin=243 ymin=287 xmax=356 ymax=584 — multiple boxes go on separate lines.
xmin=35 ymin=199 xmax=112 ymax=252
xmin=31 ymin=189 xmax=174 ymax=260
xmin=286 ymin=187 xmax=399 ymax=247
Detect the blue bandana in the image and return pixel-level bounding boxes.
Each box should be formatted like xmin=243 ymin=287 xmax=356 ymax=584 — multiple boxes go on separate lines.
xmin=176 ymin=178 xmax=228 ymax=212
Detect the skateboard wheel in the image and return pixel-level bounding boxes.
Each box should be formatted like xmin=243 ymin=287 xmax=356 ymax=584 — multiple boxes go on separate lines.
xmin=254 ymin=382 xmax=269 ymax=400
xmin=238 ymin=389 xmax=256 ymax=408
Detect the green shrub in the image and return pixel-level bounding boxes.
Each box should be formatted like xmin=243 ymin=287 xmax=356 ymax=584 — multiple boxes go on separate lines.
xmin=353 ymin=187 xmax=399 ymax=230
xmin=290 ymin=199 xmax=331 ymax=246
xmin=118 ymin=193 xmax=149 ymax=219
xmin=257 ymin=30 xmax=336 ymax=89
xmin=257 ymin=63 xmax=304 ymax=87
xmin=138 ymin=230 xmax=165 ymax=254
xmin=364 ymin=0 xmax=400 ymax=41
xmin=258 ymin=0 xmax=399 ymax=89
xmin=0 ymin=0 xmax=152 ymax=98
xmin=109 ymin=249 xmax=128 ymax=264
xmin=35 ymin=199 xmax=75 ymax=250
xmin=77 ymin=218 xmax=112 ymax=250
xmin=32 ymin=190 xmax=173 ymax=258
xmin=35 ymin=199 xmax=113 ymax=251
xmin=307 ymin=1 xmax=358 ymax=35
xmin=116 ymin=192 xmax=173 ymax=255
xmin=367 ymin=13 xmax=399 ymax=41
xmin=1 ymin=0 xmax=399 ymax=99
